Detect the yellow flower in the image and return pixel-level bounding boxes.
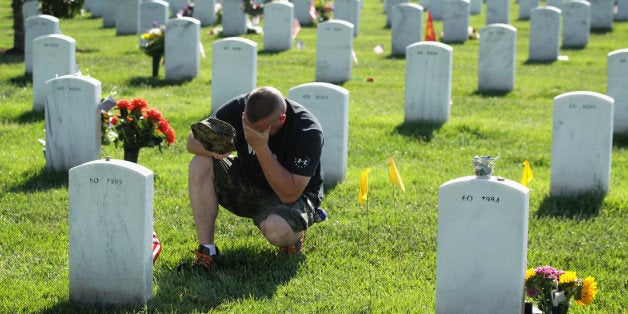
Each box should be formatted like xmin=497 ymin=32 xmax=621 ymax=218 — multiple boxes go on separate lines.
xmin=525 ymin=268 xmax=536 ymax=281
xmin=559 ymin=271 xmax=578 ymax=284
xmin=576 ymin=276 xmax=597 ymax=305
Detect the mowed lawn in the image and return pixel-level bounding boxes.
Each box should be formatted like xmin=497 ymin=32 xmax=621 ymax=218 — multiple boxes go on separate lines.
xmin=0 ymin=1 xmax=627 ymax=312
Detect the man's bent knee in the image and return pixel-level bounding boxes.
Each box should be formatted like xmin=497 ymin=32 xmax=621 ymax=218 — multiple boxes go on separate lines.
xmin=259 ymin=214 xmax=300 ymax=246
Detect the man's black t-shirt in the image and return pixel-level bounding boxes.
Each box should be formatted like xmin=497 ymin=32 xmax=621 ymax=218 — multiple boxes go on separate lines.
xmin=213 ymin=93 xmax=324 ymax=206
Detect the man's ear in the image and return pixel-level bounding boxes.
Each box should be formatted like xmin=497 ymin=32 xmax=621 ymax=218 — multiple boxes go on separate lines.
xmin=279 ymin=113 xmax=286 ymax=125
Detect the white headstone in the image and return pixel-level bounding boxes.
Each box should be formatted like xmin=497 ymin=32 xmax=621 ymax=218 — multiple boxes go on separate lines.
xmin=222 ymin=0 xmax=248 ymax=36
xmin=263 ymin=1 xmax=294 ymax=52
xmin=211 ymin=37 xmax=257 ymax=112
xmin=315 ymin=20 xmax=354 ymax=84
xmin=470 ymin=0 xmax=482 ymax=15
xmin=562 ymin=0 xmax=591 ymax=48
xmin=194 ymin=0 xmax=217 ymax=26
xmin=385 ymin=0 xmax=409 ymax=27
xmin=293 ymin=0 xmax=314 ymax=25
xmin=478 ymin=24 xmax=517 ymax=92
xmin=288 ymin=83 xmax=349 ymax=185
xmin=22 ymin=1 xmax=41 ymax=20
xmin=139 ymin=0 xmax=169 ymax=46
xmin=69 ymin=159 xmax=154 ymax=304
xmin=486 ymin=0 xmax=510 ymax=24
xmin=90 ymin=0 xmax=103 ymax=17
xmin=550 ymin=91 xmax=614 ymax=196
xmin=33 ymin=34 xmax=77 ymax=111
xmin=391 ymin=3 xmax=423 ymax=56
xmin=607 ymin=49 xmax=628 ymax=133
xmin=437 ymin=175 xmax=529 ymax=313
xmin=589 ymin=0 xmax=614 ymax=30
xmin=518 ymin=0 xmax=539 ymax=20
xmin=617 ymin=0 xmax=628 ymax=21
xmin=334 ymin=0 xmax=361 ymax=36
xmin=102 ymin=0 xmax=116 ymax=28
xmin=24 ymin=14 xmax=60 ymax=75
xmin=529 ymin=6 xmax=561 ymax=62
xmin=116 ymin=0 xmax=140 ymax=35
xmin=165 ymin=17 xmax=201 ymax=81
xmin=45 ymin=75 xmax=101 ymax=172
xmin=84 ymin=0 xmax=93 ymax=12
xmin=547 ymin=0 xmax=564 ymax=10
xmin=430 ymin=0 xmax=444 ymax=19
xmin=442 ymin=0 xmax=470 ymax=44
xmin=405 ymin=42 xmax=453 ymax=123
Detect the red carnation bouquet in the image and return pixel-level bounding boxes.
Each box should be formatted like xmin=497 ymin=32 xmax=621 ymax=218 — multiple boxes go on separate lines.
xmin=101 ymin=97 xmax=175 ymax=150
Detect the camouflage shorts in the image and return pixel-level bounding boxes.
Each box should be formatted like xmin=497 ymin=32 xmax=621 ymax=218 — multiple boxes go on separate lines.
xmin=213 ymin=156 xmax=317 ymax=232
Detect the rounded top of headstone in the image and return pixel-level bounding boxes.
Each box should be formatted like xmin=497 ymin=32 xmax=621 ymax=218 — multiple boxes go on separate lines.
xmin=472 ymin=155 xmax=499 ymax=178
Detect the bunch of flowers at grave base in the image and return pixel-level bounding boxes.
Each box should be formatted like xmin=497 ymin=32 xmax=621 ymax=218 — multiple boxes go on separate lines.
xmin=525 ymin=265 xmax=597 ymax=313
xmin=101 ymin=98 xmax=176 ymax=150
xmin=140 ymin=22 xmax=165 ymax=59
xmin=315 ymin=0 xmax=334 ymax=22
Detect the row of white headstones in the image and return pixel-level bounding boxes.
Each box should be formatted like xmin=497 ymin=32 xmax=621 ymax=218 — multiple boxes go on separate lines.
xmin=20 ymin=0 xmax=623 ymax=309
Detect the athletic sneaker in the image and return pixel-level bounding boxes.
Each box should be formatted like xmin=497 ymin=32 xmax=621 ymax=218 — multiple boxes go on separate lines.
xmin=190 ymin=245 xmax=219 ymax=270
xmin=279 ymin=231 xmax=304 ymax=255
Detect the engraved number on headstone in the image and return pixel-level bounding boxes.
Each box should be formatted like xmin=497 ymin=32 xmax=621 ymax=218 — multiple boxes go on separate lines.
xmin=89 ymin=177 xmax=123 ymax=185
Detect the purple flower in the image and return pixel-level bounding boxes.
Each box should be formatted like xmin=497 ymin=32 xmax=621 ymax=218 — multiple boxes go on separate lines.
xmin=526 ymin=288 xmax=541 ymax=298
xmin=151 ymin=21 xmax=159 ymax=27
xmin=535 ymin=266 xmax=565 ymax=280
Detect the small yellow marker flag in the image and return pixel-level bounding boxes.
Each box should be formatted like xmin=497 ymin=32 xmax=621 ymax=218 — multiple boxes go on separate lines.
xmin=358 ymin=168 xmax=370 ymax=206
xmin=521 ymin=160 xmax=534 ymax=187
xmin=389 ymin=157 xmax=406 ymax=192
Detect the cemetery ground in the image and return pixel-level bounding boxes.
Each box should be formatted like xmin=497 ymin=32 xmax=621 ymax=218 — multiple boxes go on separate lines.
xmin=1 ymin=1 xmax=627 ymax=312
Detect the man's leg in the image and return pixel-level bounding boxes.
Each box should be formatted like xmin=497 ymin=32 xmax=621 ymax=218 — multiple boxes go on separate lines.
xmin=259 ymin=214 xmax=302 ymax=247
xmin=188 ymin=155 xmax=219 ymax=247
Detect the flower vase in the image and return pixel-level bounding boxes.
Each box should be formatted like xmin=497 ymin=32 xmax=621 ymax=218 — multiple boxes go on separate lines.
xmin=152 ymin=55 xmax=161 ymax=77
xmin=123 ymin=146 xmax=140 ymax=163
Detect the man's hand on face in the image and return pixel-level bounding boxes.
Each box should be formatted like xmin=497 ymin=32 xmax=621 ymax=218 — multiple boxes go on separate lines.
xmin=242 ymin=114 xmax=271 ymax=152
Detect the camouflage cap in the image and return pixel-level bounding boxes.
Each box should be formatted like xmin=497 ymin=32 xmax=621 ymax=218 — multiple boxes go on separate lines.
xmin=191 ymin=118 xmax=236 ymax=154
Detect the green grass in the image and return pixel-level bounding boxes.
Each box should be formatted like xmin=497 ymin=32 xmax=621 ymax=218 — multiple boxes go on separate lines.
xmin=1 ymin=1 xmax=627 ymax=312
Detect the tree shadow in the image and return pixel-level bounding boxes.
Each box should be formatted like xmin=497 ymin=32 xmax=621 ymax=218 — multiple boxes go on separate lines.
xmin=536 ymin=192 xmax=605 ymax=219
xmin=6 ymin=167 xmax=68 ymax=193
xmin=40 ymin=247 xmax=304 ymax=312
xmin=393 ymin=120 xmax=444 ymax=142
xmin=613 ymin=132 xmax=628 ymax=148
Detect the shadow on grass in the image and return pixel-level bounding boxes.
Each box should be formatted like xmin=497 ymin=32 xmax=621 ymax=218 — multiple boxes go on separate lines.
xmin=13 ymin=109 xmax=45 ymax=123
xmin=472 ymin=89 xmax=512 ymax=97
xmin=523 ymin=59 xmax=556 ymax=65
xmin=393 ymin=120 xmax=444 ymax=142
xmin=6 ymin=167 xmax=67 ymax=193
xmin=8 ymin=73 xmax=30 ymax=87
xmin=40 ymin=248 xmax=304 ymax=312
xmin=613 ymin=132 xmax=628 ymax=148
xmin=128 ymin=76 xmax=193 ymax=87
xmin=536 ymin=192 xmax=605 ymax=219
xmin=1 ymin=48 xmax=24 ymax=64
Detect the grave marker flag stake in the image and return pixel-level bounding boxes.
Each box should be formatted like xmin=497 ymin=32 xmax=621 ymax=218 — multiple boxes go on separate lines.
xmin=425 ymin=10 xmax=436 ymax=41
xmin=521 ymin=160 xmax=534 ymax=187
